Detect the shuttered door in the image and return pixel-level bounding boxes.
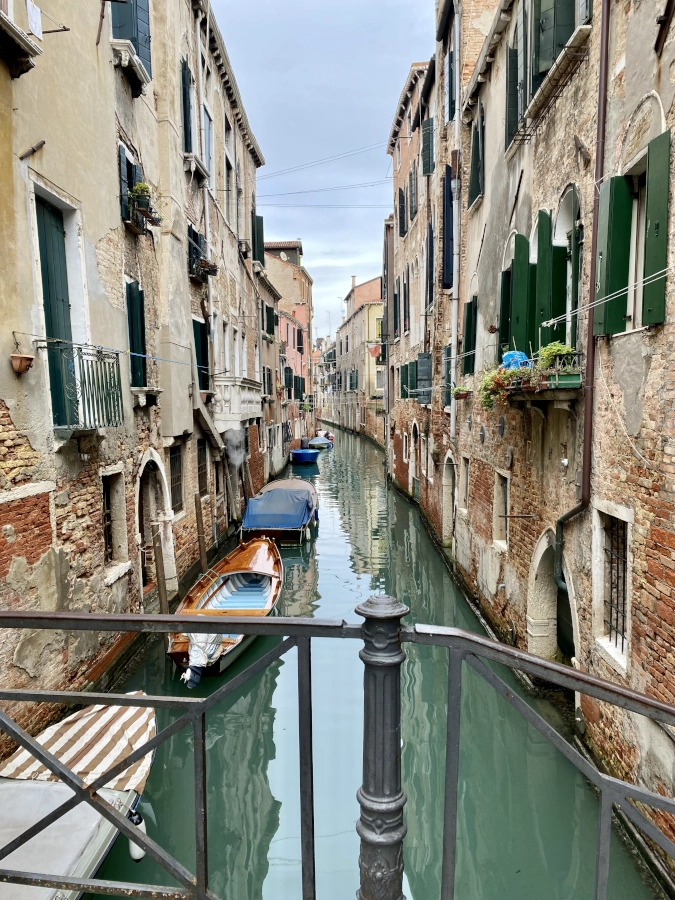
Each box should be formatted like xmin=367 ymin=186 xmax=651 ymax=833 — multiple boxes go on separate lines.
xmin=400 ymin=364 xmax=408 ymax=399
xmin=36 ymin=198 xmax=76 ymax=427
xmin=538 ymin=0 xmax=556 ymax=73
xmin=516 ymin=0 xmax=528 ymax=120
xmin=462 ymin=298 xmax=477 ymax=375
xmin=553 ymin=0 xmax=575 ymax=60
xmin=442 ymin=166 xmax=454 ymax=290
xmin=126 ymin=281 xmax=147 ymax=387
xmin=506 ymin=47 xmax=519 ymax=148
xmin=551 ymin=245 xmax=568 ymax=343
xmin=511 ymin=234 xmax=530 ymax=353
xmin=119 ymin=145 xmax=129 ymax=220
xmin=499 ymin=270 xmax=512 ymax=361
xmin=181 ymin=59 xmax=192 ymax=153
xmin=193 ymin=320 xmax=209 ymax=390
xmin=408 ymin=360 xmax=418 ymax=397
xmin=536 ymin=210 xmax=552 ymax=349
xmin=255 ymin=216 xmax=265 ymax=265
xmin=643 ymin=129 xmax=671 ymax=326
xmin=417 ymin=353 xmax=432 ymax=405
xmin=594 ymin=176 xmax=632 ymax=336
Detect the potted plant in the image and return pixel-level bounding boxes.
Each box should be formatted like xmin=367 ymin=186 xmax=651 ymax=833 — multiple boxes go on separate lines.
xmin=195 ymin=257 xmax=219 ymax=277
xmin=452 ymin=385 xmax=471 ymax=400
xmin=10 ymin=353 xmax=34 ymax=375
xmin=129 ymin=182 xmax=151 ymax=211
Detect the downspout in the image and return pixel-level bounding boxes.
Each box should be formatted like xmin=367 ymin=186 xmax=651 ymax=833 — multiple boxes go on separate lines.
xmin=554 ymin=0 xmax=610 ymax=592
xmin=449 ymin=6 xmax=461 ymax=442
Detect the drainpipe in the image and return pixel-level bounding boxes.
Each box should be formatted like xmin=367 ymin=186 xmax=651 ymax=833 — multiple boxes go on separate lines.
xmin=197 ymin=6 xmax=216 ymax=384
xmin=554 ymin=0 xmax=611 ymax=592
xmin=449 ymin=7 xmax=461 ymax=442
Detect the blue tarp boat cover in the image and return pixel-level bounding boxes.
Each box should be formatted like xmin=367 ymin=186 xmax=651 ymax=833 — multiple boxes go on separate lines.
xmin=243 ymin=487 xmax=313 ymax=531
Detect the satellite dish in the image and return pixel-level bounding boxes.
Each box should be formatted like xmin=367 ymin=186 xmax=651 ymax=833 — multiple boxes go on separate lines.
xmin=280 ymin=251 xmax=288 ymax=261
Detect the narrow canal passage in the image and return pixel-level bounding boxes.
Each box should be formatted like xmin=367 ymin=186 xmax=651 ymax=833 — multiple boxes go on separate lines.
xmin=91 ymin=432 xmax=663 ymax=900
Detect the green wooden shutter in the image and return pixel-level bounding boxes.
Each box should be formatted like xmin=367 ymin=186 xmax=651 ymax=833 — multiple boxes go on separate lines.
xmin=422 ymin=118 xmax=435 ymax=175
xmin=135 ymin=0 xmax=152 ymax=76
xmin=462 ymin=297 xmax=477 ymax=375
xmin=570 ymin=188 xmax=580 ymax=347
xmin=112 ymin=0 xmax=135 ymax=42
xmin=400 ymin=364 xmax=408 ymax=399
xmin=284 ymin=366 xmax=293 ymax=389
xmin=255 ymin=215 xmax=265 ymax=265
xmin=479 ymin=103 xmax=485 ymax=195
xmin=551 ymin=245 xmax=568 ymax=343
xmin=536 ymin=210 xmax=552 ymax=349
xmin=126 ymin=281 xmax=147 ymax=387
xmin=443 ymin=346 xmax=452 ymax=407
xmin=506 ymin=46 xmax=519 ymax=148
xmin=594 ymin=176 xmax=632 ymax=336
xmin=193 ymin=320 xmax=209 ymax=390
xmin=553 ymin=0 xmax=575 ymax=60
xmin=643 ymin=129 xmax=671 ymax=326
xmin=132 ymin=163 xmax=143 ymax=190
xmin=516 ymin=1 xmax=528 ymax=119
xmin=408 ymin=360 xmax=418 ymax=396
xmin=398 ymin=188 xmax=406 ymax=237
xmin=538 ymin=0 xmax=556 ymax=73
xmin=528 ymin=262 xmax=538 ymax=354
xmin=442 ymin=166 xmax=454 ymax=289
xmin=499 ymin=269 xmax=512 ymax=360
xmin=265 ymin=305 xmax=275 ymax=335
xmin=181 ymin=59 xmax=192 ymax=153
xmin=468 ymin=124 xmax=480 ymax=206
xmin=511 ymin=234 xmax=530 ymax=353
xmin=446 ymin=51 xmax=455 ymax=122
xmin=119 ymin=145 xmax=129 ymax=220
xmin=301 ymin=377 xmax=306 ymax=396
xmin=417 ymin=352 xmax=432 ymax=404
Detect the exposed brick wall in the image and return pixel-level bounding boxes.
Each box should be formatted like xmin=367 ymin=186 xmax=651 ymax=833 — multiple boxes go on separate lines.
xmin=0 ymin=493 xmax=51 ymax=579
xmin=0 ymin=400 xmax=41 ymax=490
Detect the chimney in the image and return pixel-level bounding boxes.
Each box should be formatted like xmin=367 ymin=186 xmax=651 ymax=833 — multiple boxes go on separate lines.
xmin=351 ymin=276 xmax=356 ymax=289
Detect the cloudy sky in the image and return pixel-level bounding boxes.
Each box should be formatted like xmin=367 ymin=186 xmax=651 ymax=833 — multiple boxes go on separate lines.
xmin=212 ymin=0 xmax=434 ymax=344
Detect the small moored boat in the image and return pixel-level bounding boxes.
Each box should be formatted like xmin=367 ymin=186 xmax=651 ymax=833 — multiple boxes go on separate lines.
xmin=290 ymin=448 xmax=320 ymax=464
xmin=242 ymin=478 xmax=318 ymax=546
xmin=0 ymin=696 xmax=156 ymax=900
xmin=308 ymin=436 xmax=333 ymax=450
xmin=168 ymin=538 xmax=283 ymax=688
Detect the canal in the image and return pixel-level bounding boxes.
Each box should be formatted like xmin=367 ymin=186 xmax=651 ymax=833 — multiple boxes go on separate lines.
xmin=89 ymin=431 xmax=664 ymax=899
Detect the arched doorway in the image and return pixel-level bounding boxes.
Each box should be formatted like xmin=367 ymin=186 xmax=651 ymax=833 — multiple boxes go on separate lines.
xmin=527 ymin=531 xmax=577 ymax=663
xmin=442 ymin=453 xmax=456 ymax=546
xmin=136 ymin=450 xmax=177 ymax=595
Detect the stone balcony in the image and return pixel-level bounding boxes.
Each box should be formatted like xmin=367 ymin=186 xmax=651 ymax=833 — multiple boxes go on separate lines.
xmin=211 ymin=375 xmax=262 ymax=431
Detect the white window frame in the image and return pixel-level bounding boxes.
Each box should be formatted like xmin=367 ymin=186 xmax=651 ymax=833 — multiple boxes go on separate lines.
xmin=421 ymin=435 xmax=427 ymax=477
xmin=493 ymin=470 xmax=509 ymax=551
xmin=403 ymin=432 xmax=409 ymax=463
xmin=592 ymin=498 xmax=634 ymax=673
xmin=459 ymin=456 xmax=470 ymax=513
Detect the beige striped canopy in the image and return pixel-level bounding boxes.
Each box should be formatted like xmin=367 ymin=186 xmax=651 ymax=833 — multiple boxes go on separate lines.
xmin=0 ymin=693 xmax=156 ymax=794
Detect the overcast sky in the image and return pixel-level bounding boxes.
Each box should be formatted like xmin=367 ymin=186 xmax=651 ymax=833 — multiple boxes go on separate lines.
xmin=212 ymin=0 xmax=434 ymax=344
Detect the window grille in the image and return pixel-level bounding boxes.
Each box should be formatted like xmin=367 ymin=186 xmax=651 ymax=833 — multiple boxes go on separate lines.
xmin=169 ymin=445 xmax=183 ymax=513
xmin=102 ymin=476 xmax=113 ymax=565
xmin=604 ymin=516 xmax=628 ymax=652
xmin=197 ymin=439 xmax=208 ymax=497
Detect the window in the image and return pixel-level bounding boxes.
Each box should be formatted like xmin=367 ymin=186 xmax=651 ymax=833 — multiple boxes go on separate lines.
xmin=126 ymin=281 xmax=146 ymax=387
xmin=594 ymin=131 xmax=670 ymax=335
xmin=112 ymin=0 xmax=152 ymax=77
xmin=394 ymin=276 xmax=400 ymax=338
xmin=442 ymin=165 xmax=454 ymax=290
xmin=224 ymin=159 xmax=233 ymax=222
xmin=345 ymin=334 xmax=349 ymax=353
xmin=396 ymin=137 xmax=401 ymax=170
xmin=403 ymin=432 xmax=409 ymax=462
xmin=188 ymin=223 xmax=205 ymax=277
xmin=197 ymin=438 xmax=208 ymax=496
xmin=442 ymin=345 xmax=452 ymax=407
xmin=459 ymin=457 xmax=470 ymax=510
xmin=468 ymin=103 xmax=485 ymax=207
xmin=286 ymin=323 xmax=290 ymax=345
xmin=400 ymin=362 xmax=408 ymax=399
xmin=445 ymin=48 xmax=455 ymax=124
xmin=506 ymin=45 xmax=519 ymax=148
xmin=493 ymin=472 xmax=509 ymax=546
xmin=376 ymin=369 xmax=384 ymax=390
xmin=532 ymin=0 xmax=575 ymax=96
xmin=223 ymin=322 xmax=229 ymax=373
xmin=101 ymin=472 xmax=127 ymax=565
xmin=233 ymin=327 xmax=239 ymax=376
xmin=398 ymin=187 xmax=407 ymax=238
xmin=426 ymin=222 xmax=434 ymax=309
xmin=169 ymin=445 xmax=183 ymax=513
xmin=408 ymin=359 xmax=417 ymax=399
xmin=251 ymin=212 xmax=265 ymax=265
xmin=181 ymin=59 xmax=193 ymax=153
xmin=265 ymin=305 xmax=275 ymax=337
xmin=360 ymin=405 xmax=367 ymax=426
xmin=403 ymin=268 xmax=409 ymax=333
xmin=409 ymin=161 xmax=418 ymax=221
xmin=119 ymin=145 xmax=144 ymax=224
xmin=193 ymin=319 xmax=209 ymax=391
xmin=462 ymin=297 xmax=478 ymax=375
xmin=603 ymin=515 xmax=628 ymax=652
xmin=224 ymin=113 xmax=233 ymax=154
xmin=421 ymin=436 xmax=428 ymax=477
xmin=297 ymin=329 xmax=304 ymax=355
xmin=102 ymin=476 xmax=113 ymax=564
xmin=203 ymin=107 xmax=213 ymax=187
xmin=422 ymin=118 xmax=435 ymax=175
xmin=499 ymin=233 xmax=532 ymax=359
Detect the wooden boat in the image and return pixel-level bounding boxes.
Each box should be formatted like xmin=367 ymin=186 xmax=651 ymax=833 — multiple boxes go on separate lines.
xmin=0 ymin=696 xmax=156 ymax=900
xmin=290 ymin=448 xmax=320 ymax=463
xmin=242 ymin=478 xmax=319 ymax=546
xmin=167 ymin=537 xmax=283 ymax=688
xmin=308 ymin=436 xmax=333 ymax=450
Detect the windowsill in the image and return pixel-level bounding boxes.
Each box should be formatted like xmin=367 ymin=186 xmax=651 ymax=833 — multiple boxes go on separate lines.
xmin=104 ymin=560 xmax=132 ymax=587
xmin=467 ymin=194 xmax=483 ymax=215
xmin=173 ymin=509 xmax=186 ymax=524
xmin=524 ymin=26 xmax=592 ymax=122
xmin=0 ymin=10 xmax=42 ymax=77
xmin=493 ymin=539 xmax=508 ymax=554
xmin=110 ymin=39 xmax=151 ymax=97
xmin=183 ymin=153 xmax=210 ymax=185
xmin=200 ymin=493 xmax=209 ymax=504
xmin=457 ymin=507 xmax=468 ymax=517
xmin=595 ymin=635 xmax=628 ymax=675
xmin=602 ymin=325 xmax=652 ymax=340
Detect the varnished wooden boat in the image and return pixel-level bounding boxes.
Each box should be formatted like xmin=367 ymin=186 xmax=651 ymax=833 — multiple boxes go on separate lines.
xmin=167 ymin=538 xmax=283 ymax=688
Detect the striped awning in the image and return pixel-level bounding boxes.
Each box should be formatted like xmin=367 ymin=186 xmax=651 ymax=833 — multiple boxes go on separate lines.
xmin=0 ymin=693 xmax=156 ymax=794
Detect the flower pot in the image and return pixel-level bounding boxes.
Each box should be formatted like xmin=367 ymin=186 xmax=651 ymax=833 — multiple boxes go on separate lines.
xmin=453 ymin=390 xmax=470 ymax=400
xmin=10 ymin=353 xmax=35 ymax=375
xmin=134 ymin=195 xmax=150 ymax=211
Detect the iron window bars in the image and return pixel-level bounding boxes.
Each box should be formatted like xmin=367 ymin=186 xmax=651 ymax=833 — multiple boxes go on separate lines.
xmin=169 ymin=444 xmax=183 ymax=513
xmin=604 ymin=515 xmax=628 ymax=652
xmin=0 ymin=603 xmax=674 ymax=900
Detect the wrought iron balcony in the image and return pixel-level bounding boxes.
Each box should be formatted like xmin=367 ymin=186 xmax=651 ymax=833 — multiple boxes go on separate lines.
xmin=43 ymin=341 xmax=124 ymax=431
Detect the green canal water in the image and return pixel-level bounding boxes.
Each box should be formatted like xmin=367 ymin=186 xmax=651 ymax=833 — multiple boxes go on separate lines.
xmin=89 ymin=432 xmax=664 ymax=899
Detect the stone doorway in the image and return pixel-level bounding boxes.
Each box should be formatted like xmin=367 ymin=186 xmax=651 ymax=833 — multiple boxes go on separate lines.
xmin=442 ymin=454 xmax=455 ymax=546
xmin=527 ymin=533 xmax=577 ymax=663
xmin=136 ymin=451 xmax=177 ymax=597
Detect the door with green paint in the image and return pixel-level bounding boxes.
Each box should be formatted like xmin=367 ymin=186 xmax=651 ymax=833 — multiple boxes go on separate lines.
xmin=36 ymin=197 xmax=77 ymax=426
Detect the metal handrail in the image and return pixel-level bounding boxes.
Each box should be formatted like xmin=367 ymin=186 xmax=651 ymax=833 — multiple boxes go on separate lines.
xmin=0 ymin=607 xmax=673 ymax=899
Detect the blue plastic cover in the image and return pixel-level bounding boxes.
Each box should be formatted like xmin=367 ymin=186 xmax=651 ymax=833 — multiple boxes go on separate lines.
xmin=243 ymin=488 xmax=313 ymax=531
xmin=501 ymin=350 xmax=531 ymax=369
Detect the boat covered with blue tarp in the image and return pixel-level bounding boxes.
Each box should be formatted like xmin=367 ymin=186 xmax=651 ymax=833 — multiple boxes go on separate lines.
xmin=309 ymin=436 xmax=333 ymax=450
xmin=242 ymin=478 xmax=318 ymax=545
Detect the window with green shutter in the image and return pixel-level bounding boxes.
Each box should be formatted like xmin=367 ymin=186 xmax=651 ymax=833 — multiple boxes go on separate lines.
xmin=417 ymin=353 xmax=432 ymax=405
xmin=443 ymin=345 xmax=452 ymax=407
xmin=181 ymin=59 xmax=192 ymax=153
xmin=394 ymin=277 xmax=400 ymax=338
xmin=499 ymin=271 xmax=512 ymax=360
xmin=462 ymin=297 xmax=477 ymax=375
xmin=422 ymin=117 xmax=435 ymax=175
xmin=408 ymin=360 xmax=418 ymax=397
xmin=112 ymin=0 xmax=152 ymax=77
xmin=265 ymin=305 xmax=275 ymax=336
xmin=516 ymin=0 xmax=528 ymax=120
xmin=468 ymin=104 xmax=485 ymax=207
xmin=550 ymin=244 xmax=568 ymax=343
xmin=536 ymin=209 xmax=553 ymax=348
xmin=255 ymin=216 xmax=265 ymax=265
xmin=511 ymin=234 xmax=531 ymax=353
xmin=505 ymin=46 xmax=519 ymax=149
xmin=532 ymin=0 xmax=575 ymax=92
xmin=593 ymin=176 xmax=632 ymax=336
xmin=284 ymin=366 xmax=293 ymax=389
xmin=193 ymin=319 xmax=209 ymax=391
xmin=427 ymin=222 xmax=435 ymax=308
xmin=442 ymin=166 xmax=454 ymax=290
xmin=445 ymin=50 xmax=455 ymax=123
xmin=403 ymin=267 xmax=410 ymax=332
xmin=398 ymin=188 xmax=407 ymax=237
xmin=643 ymin=129 xmax=671 ymax=326
xmin=126 ymin=281 xmax=146 ymax=387
xmin=400 ymin=364 xmax=409 ymax=399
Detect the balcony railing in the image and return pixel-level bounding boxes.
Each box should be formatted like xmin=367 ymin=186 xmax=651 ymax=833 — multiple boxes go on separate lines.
xmin=1 ymin=602 xmax=675 ymax=900
xmin=43 ymin=341 xmax=124 ymax=431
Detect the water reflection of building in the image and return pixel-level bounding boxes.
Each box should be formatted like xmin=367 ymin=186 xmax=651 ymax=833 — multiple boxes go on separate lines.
xmin=280 ymin=545 xmax=320 ymax=618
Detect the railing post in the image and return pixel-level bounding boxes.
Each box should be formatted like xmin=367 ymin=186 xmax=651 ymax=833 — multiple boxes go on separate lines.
xmin=355 ymin=594 xmax=410 ymax=900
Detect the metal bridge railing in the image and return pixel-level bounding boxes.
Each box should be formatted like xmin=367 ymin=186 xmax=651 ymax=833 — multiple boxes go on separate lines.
xmin=0 ymin=600 xmax=674 ymax=899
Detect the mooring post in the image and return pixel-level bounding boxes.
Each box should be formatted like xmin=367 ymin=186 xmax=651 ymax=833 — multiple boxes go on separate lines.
xmin=355 ymin=594 xmax=410 ymax=900
xmin=151 ymin=527 xmax=169 ymax=651
xmin=194 ymin=493 xmax=208 ymax=574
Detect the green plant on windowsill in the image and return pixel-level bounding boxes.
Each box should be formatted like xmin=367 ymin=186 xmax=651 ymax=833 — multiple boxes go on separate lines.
xmin=478 ymin=366 xmax=538 ymax=409
xmin=452 ymin=385 xmax=471 ymax=399
xmin=129 ymin=182 xmax=163 ymax=223
xmin=536 ymin=341 xmax=576 ymax=371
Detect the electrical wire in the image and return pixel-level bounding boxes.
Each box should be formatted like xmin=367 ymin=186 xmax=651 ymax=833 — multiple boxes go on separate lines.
xmin=257 ymin=142 xmax=388 ymax=181
xmin=257 ymin=179 xmax=392 ymax=198
xmin=258 ymin=203 xmax=392 ymax=209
